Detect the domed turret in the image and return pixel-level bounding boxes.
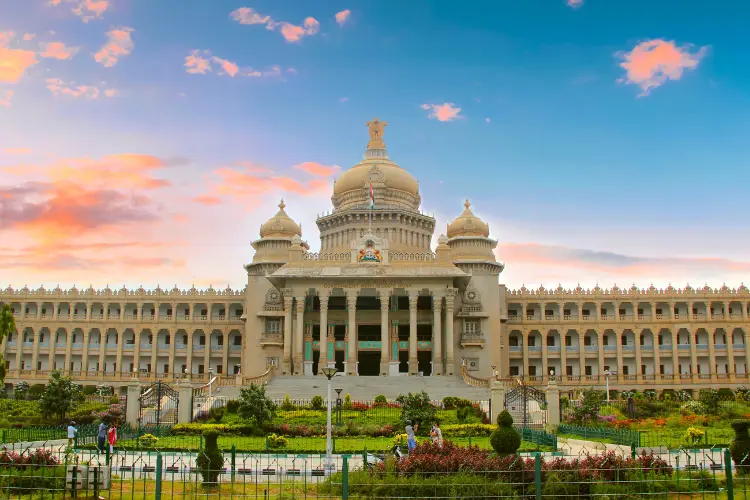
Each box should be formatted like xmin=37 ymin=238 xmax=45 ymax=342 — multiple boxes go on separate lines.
xmin=331 ymin=118 xmax=421 ymax=212
xmin=447 ymin=200 xmax=490 ymax=238
xmin=259 ymin=199 xmax=302 ymax=238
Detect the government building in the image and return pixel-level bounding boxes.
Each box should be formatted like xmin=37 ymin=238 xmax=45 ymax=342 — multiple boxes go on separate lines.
xmin=2 ymin=119 xmax=749 ymax=396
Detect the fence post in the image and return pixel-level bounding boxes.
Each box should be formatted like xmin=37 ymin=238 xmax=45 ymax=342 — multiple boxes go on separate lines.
xmin=342 ymin=455 xmax=349 ymax=500
xmin=155 ymin=452 xmax=163 ymax=500
xmin=631 ymin=441 xmax=636 ymax=459
xmin=725 ymin=448 xmax=734 ymax=500
xmin=535 ymin=453 xmax=542 ymax=500
xmin=231 ymin=444 xmax=236 ymax=482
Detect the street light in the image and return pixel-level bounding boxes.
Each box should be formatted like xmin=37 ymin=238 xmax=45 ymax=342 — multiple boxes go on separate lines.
xmin=321 ymin=366 xmax=339 ymax=470
xmin=335 ymin=388 xmax=343 ymax=425
xmin=604 ymin=370 xmax=610 ymax=402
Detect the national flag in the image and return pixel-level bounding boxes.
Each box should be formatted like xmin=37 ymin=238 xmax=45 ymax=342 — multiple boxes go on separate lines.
xmin=369 ymin=181 xmax=375 ymax=209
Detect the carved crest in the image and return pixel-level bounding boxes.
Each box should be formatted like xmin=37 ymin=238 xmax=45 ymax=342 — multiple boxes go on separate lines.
xmin=463 ymin=286 xmax=481 ymax=304
xmin=358 ymin=239 xmax=382 ymax=263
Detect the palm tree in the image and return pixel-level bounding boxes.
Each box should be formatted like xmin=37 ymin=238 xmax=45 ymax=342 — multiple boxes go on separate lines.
xmin=0 ymin=303 xmax=16 ymax=384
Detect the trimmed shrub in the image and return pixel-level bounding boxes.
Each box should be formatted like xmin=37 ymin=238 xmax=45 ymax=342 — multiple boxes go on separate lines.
xmin=281 ymin=395 xmax=295 ymax=411
xmin=209 ymin=407 xmax=224 ymax=423
xmin=730 ymin=420 xmax=750 ymax=474
xmin=82 ymin=386 xmax=98 ymax=396
xmin=226 ymin=400 xmax=240 ymax=413
xmin=196 ymin=430 xmax=223 ymax=488
xmin=343 ymin=394 xmax=353 ymax=410
xmin=374 ymin=395 xmax=387 ymax=406
xmin=311 ymin=395 xmax=324 ymax=410
xmin=490 ymin=410 xmax=520 ymax=455
xmin=138 ymin=434 xmax=159 ymax=449
xmin=266 ymin=433 xmax=288 ymax=449
xmin=456 ymin=406 xmax=473 ymax=423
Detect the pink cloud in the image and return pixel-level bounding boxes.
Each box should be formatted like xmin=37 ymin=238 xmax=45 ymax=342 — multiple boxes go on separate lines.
xmin=566 ymin=0 xmax=584 ymax=9
xmin=617 ymin=39 xmax=708 ymax=96
xmin=212 ymin=56 xmax=239 ymax=77
xmin=94 ymin=27 xmax=134 ymax=67
xmin=0 ymin=90 xmax=12 ymax=107
xmin=293 ymin=161 xmax=340 ymax=177
xmin=38 ymin=41 xmax=80 ymax=60
xmin=335 ymin=9 xmax=351 ymax=26
xmin=184 ymin=50 xmax=211 ymax=74
xmin=23 ymin=33 xmax=35 ymax=41
xmin=420 ymin=103 xmax=463 ymax=122
xmin=49 ymin=0 xmax=110 ymax=22
xmin=2 ymin=147 xmax=31 ymax=154
xmin=45 ymin=78 xmax=117 ymax=99
xmin=185 ymin=49 xmax=287 ymax=79
xmin=192 ymin=194 xmax=222 ymax=206
xmin=230 ymin=7 xmax=320 ymax=43
xmin=0 ymin=32 xmax=38 ymax=83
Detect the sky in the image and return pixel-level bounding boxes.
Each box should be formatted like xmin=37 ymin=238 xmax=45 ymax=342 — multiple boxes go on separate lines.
xmin=1 ymin=0 xmax=749 ymax=292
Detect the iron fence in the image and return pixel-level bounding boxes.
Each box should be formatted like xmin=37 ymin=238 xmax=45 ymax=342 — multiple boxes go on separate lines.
xmin=0 ymin=441 xmax=748 ymax=499
xmin=558 ymin=424 xmax=641 ymax=446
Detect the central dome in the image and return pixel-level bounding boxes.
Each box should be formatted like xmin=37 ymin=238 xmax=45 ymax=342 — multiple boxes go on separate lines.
xmin=331 ymin=118 xmax=421 ymax=211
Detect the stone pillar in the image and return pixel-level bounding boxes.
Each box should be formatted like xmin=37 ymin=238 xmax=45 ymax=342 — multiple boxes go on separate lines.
xmin=81 ymin=330 xmax=90 ymax=374
xmin=490 ymin=381 xmax=506 ymax=425
xmin=671 ymin=330 xmax=679 ymax=377
xmin=36 ymin=302 xmax=42 ymax=320
xmin=708 ymin=328 xmax=718 ymax=381
xmin=151 ymin=330 xmax=158 ymax=377
xmin=432 ymin=294 xmax=443 ymax=375
xmin=346 ymin=292 xmax=358 ymax=375
xmin=177 ymin=378 xmax=193 ymax=423
xmin=64 ymin=326 xmax=73 ymax=373
xmin=727 ymin=327 xmax=737 ymax=382
xmin=653 ymin=330 xmax=661 ymax=382
xmin=126 ymin=380 xmax=142 ymax=427
xmin=546 ymin=379 xmax=561 ymax=426
xmin=221 ymin=330 xmax=229 ymax=377
xmin=634 ymin=329 xmax=643 ymax=382
xmin=379 ymin=289 xmax=390 ymax=376
xmin=133 ymin=330 xmax=142 ymax=375
xmin=294 ymin=296 xmax=305 ymax=375
xmin=186 ymin=329 xmax=194 ymax=376
xmin=283 ymin=294 xmax=293 ymax=375
xmin=615 ymin=329 xmax=624 ymax=379
xmin=30 ymin=329 xmax=40 ymax=374
xmin=522 ymin=330 xmax=530 ymax=378
xmin=98 ymin=331 xmax=106 ymax=376
xmin=203 ymin=331 xmax=211 ymax=379
xmin=577 ymin=331 xmax=585 ymax=381
xmin=319 ymin=294 xmax=330 ymax=373
xmin=115 ymin=330 xmax=124 ymax=376
xmin=688 ymin=328 xmax=699 ymax=383
xmin=408 ymin=290 xmax=419 ymax=375
xmin=445 ymin=290 xmax=455 ymax=375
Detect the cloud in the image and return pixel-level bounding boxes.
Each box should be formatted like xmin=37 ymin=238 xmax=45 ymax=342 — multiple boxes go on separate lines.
xmin=38 ymin=41 xmax=80 ymax=60
xmin=2 ymin=147 xmax=31 ymax=154
xmin=49 ymin=0 xmax=110 ymax=22
xmin=335 ymin=9 xmax=351 ymax=26
xmin=94 ymin=27 xmax=134 ymax=67
xmin=0 ymin=32 xmax=38 ymax=83
xmin=420 ymin=103 xmax=463 ymax=122
xmin=0 ymin=90 xmax=12 ymax=106
xmin=293 ymin=161 xmax=340 ymax=177
xmin=23 ymin=33 xmax=35 ymax=41
xmin=45 ymin=78 xmax=116 ymax=99
xmin=230 ymin=7 xmax=320 ymax=43
xmin=184 ymin=49 xmax=288 ymax=79
xmin=566 ymin=0 xmax=584 ymax=9
xmin=192 ymin=194 xmax=222 ymax=206
xmin=617 ymin=39 xmax=708 ymax=96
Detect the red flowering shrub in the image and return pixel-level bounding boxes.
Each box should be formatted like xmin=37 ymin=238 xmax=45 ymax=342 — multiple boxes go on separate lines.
xmin=351 ymin=402 xmax=370 ymax=411
xmin=612 ymin=419 xmax=635 ymax=429
xmin=653 ymin=418 xmax=667 ymax=427
xmin=0 ymin=449 xmax=60 ymax=468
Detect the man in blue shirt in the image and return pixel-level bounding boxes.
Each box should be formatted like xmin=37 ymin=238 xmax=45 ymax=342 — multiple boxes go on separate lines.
xmin=97 ymin=421 xmax=107 ymax=454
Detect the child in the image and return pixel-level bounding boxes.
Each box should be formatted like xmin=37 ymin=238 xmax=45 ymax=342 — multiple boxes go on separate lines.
xmin=108 ymin=425 xmax=118 ymax=454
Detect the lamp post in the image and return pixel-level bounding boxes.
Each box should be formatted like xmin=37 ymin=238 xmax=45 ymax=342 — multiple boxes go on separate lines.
xmin=604 ymin=370 xmax=610 ymax=402
xmin=490 ymin=365 xmax=497 ymax=379
xmin=208 ymin=368 xmax=214 ymax=403
xmin=335 ymin=388 xmax=343 ymax=425
xmin=321 ymin=366 xmax=339 ymax=470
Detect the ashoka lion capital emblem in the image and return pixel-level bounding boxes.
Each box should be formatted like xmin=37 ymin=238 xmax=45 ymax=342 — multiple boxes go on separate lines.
xmin=358 ymin=240 xmax=382 ymax=263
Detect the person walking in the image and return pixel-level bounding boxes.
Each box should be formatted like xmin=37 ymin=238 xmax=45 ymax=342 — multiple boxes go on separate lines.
xmin=67 ymin=421 xmax=78 ymax=448
xmin=97 ymin=421 xmax=107 ymax=454
xmin=432 ymin=422 xmax=443 ymax=447
xmin=405 ymin=420 xmax=418 ymax=452
xmin=108 ymin=425 xmax=118 ymax=454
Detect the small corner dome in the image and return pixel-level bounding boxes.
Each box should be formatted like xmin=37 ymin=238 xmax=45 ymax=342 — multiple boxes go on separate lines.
xmin=259 ymin=199 xmax=302 ymax=238
xmin=446 ymin=200 xmax=490 ymax=238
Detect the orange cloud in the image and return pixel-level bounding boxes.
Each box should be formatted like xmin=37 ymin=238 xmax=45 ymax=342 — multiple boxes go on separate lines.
xmin=49 ymin=0 xmax=110 ymax=22
xmin=293 ymin=161 xmax=340 ymax=177
xmin=46 ymin=154 xmax=175 ymax=189
xmin=94 ymin=27 xmax=134 ymax=67
xmin=566 ymin=0 xmax=583 ymax=8
xmin=39 ymin=41 xmax=80 ymax=59
xmin=192 ymin=194 xmax=222 ymax=206
xmin=335 ymin=9 xmax=351 ymax=26
xmin=230 ymin=7 xmax=320 ymax=43
xmin=420 ymin=103 xmax=463 ymax=122
xmin=2 ymin=147 xmax=31 ymax=154
xmin=0 ymin=32 xmax=38 ymax=83
xmin=617 ymin=39 xmax=708 ymax=96
xmin=23 ymin=33 xmax=35 ymax=41
xmin=185 ymin=49 xmax=287 ymax=79
xmin=0 ymin=90 xmax=12 ymax=106
xmin=45 ymin=78 xmax=116 ymax=99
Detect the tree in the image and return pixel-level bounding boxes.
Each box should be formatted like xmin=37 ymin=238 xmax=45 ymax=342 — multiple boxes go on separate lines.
xmin=699 ymin=388 xmax=720 ymax=415
xmin=238 ymin=383 xmax=276 ymax=427
xmin=39 ymin=370 xmax=82 ymax=422
xmin=570 ymin=389 xmax=606 ymax=424
xmin=490 ymin=410 xmax=521 ymax=455
xmin=0 ymin=304 xmax=16 ymax=385
xmin=395 ymin=391 xmax=436 ymax=428
xmin=13 ymin=381 xmax=29 ymax=400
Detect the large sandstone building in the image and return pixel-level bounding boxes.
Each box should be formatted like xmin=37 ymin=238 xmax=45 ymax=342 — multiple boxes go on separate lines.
xmin=2 ymin=119 xmax=749 ymax=395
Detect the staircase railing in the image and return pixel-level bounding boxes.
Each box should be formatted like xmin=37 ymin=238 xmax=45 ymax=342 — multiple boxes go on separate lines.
xmin=461 ymin=364 xmax=490 ymax=388
xmin=243 ymin=365 xmax=275 ymax=386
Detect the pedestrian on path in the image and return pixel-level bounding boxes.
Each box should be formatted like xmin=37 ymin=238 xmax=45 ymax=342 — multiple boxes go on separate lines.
xmin=405 ymin=420 xmax=418 ymax=452
xmin=108 ymin=425 xmax=117 ymax=454
xmin=430 ymin=422 xmax=443 ymax=447
xmin=67 ymin=421 xmax=78 ymax=448
xmin=97 ymin=421 xmax=107 ymax=454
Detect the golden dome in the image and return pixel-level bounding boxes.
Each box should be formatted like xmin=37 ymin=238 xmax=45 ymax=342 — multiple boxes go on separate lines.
xmin=332 ymin=118 xmax=421 ymax=211
xmin=259 ymin=199 xmax=302 ymax=238
xmin=447 ymin=200 xmax=490 ymax=238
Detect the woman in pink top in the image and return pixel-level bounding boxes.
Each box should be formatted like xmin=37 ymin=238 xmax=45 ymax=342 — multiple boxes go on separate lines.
xmin=107 ymin=426 xmax=117 ymax=454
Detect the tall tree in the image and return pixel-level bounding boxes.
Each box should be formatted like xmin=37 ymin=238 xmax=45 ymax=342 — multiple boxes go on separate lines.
xmin=0 ymin=303 xmax=16 ymax=384
xmin=39 ymin=370 xmax=82 ymax=421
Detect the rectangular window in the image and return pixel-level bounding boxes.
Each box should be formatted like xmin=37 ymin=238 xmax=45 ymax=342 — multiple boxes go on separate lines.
xmin=641 ymin=364 xmax=646 ymax=374
xmin=163 ymin=364 xmax=169 ymax=374
xmin=217 ymin=336 xmax=224 ymax=346
xmin=640 ymin=334 xmax=645 ymax=346
xmin=217 ymin=365 xmax=223 ymax=374
xmin=167 ymin=308 xmax=173 ymax=316
xmin=165 ymin=334 xmax=170 ymax=345
xmin=528 ymin=337 xmax=536 ymax=347
xmin=584 ymin=336 xmax=591 ymax=346
xmin=181 ymin=364 xmax=187 ymax=373
xmin=465 ymin=319 xmax=480 ymax=334
xmin=619 ymin=309 xmax=625 ymax=315
xmin=545 ymin=309 xmax=554 ymax=316
xmin=623 ymin=366 xmax=629 ymax=375
xmin=528 ymin=365 xmax=537 ymax=376
xmin=198 ymin=364 xmax=205 ymax=374
xmin=582 ymin=309 xmax=590 ymax=316
xmin=600 ymin=308 xmax=606 ymax=315
xmin=585 ymin=365 xmax=592 ymax=376
xmin=510 ymin=337 xmax=519 ymax=347
xmin=604 ymin=365 xmax=610 ymax=372
xmin=234 ymin=365 xmax=241 ymax=375
xmin=566 ymin=365 xmax=573 ymax=376
xmin=234 ymin=337 xmax=242 ymax=346
xmin=267 ymin=318 xmax=282 ymax=334
xmin=656 ymin=308 xmax=662 ymax=315
xmin=621 ymin=336 xmax=627 ymax=346
xmin=660 ymin=364 xmax=664 ymax=374
xmin=563 ymin=309 xmax=571 ymax=316
xmin=183 ymin=335 xmax=188 ymax=345
xmin=603 ymin=337 xmax=609 ymax=346
xmin=146 ymin=363 xmax=152 ymax=373
xmin=565 ymin=336 xmax=572 ymax=347
xmin=201 ymin=309 xmax=207 ymax=316
xmin=510 ymin=366 xmax=519 ymax=376
xmin=637 ymin=309 xmax=644 ymax=315
xmin=547 ymin=336 xmax=555 ymax=347
xmin=129 ymin=363 xmax=134 ymax=372
xmin=199 ymin=335 xmax=205 ymax=346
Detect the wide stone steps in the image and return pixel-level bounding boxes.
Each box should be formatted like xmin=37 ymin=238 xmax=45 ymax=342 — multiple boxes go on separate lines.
xmin=218 ymin=375 xmax=490 ymax=401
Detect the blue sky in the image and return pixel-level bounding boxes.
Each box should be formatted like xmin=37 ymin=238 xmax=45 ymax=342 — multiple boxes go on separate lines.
xmin=1 ymin=0 xmax=749 ymax=289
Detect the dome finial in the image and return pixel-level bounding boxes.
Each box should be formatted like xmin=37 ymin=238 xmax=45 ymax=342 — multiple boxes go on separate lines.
xmin=366 ymin=118 xmax=388 ymax=150
xmin=279 ymin=198 xmax=286 ymax=211
xmin=464 ymin=199 xmax=471 ymax=210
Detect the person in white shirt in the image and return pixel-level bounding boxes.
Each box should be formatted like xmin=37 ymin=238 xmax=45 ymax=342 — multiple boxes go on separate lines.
xmin=67 ymin=421 xmax=78 ymax=448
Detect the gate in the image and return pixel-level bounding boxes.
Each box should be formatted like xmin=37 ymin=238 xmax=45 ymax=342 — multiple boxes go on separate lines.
xmin=504 ymin=381 xmax=547 ymax=429
xmin=139 ymin=382 xmax=179 ymax=427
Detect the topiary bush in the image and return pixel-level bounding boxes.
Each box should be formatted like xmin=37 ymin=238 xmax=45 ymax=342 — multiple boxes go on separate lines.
xmin=195 ymin=430 xmax=223 ymax=488
xmin=226 ymin=399 xmax=240 ymax=414
xmin=266 ymin=433 xmax=288 ymax=449
xmin=209 ymin=407 xmax=224 ymax=423
xmin=343 ymin=394 xmax=353 ymax=410
xmin=456 ymin=406 xmax=473 ymax=423
xmin=490 ymin=410 xmax=520 ymax=456
xmin=730 ymin=420 xmax=750 ymax=474
xmin=311 ymin=395 xmax=324 ymax=410
xmin=138 ymin=434 xmax=159 ymax=449
xmin=374 ymin=395 xmax=387 ymax=407
xmin=281 ymin=394 xmax=295 ymax=411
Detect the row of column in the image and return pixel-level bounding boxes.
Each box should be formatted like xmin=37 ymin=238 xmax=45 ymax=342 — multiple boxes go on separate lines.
xmin=11 ymin=302 xmax=238 ymax=322
xmin=517 ymin=301 xmax=750 ymax=321
xmin=281 ymin=288 xmax=456 ymax=376
xmin=518 ymin=329 xmax=749 ymax=382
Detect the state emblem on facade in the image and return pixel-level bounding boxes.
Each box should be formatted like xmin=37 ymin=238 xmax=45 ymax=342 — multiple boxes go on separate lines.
xmin=358 ymin=240 xmax=382 ymax=263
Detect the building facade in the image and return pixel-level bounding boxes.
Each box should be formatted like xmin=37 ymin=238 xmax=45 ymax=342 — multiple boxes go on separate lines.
xmin=1 ymin=119 xmax=749 ymax=392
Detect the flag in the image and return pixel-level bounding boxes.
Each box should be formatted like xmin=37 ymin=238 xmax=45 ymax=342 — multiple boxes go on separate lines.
xmin=369 ymin=181 xmax=375 ymax=209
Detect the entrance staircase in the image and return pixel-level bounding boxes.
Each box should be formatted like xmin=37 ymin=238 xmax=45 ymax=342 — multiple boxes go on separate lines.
xmin=220 ymin=375 xmax=490 ymax=401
